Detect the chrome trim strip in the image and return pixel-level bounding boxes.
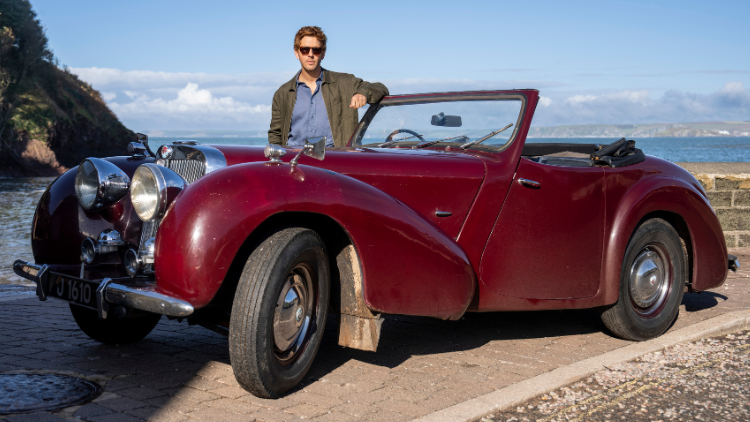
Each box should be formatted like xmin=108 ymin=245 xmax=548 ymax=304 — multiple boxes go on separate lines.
xmin=380 ymin=92 xmax=528 ymax=105
xmin=12 ymin=260 xmax=194 ymax=318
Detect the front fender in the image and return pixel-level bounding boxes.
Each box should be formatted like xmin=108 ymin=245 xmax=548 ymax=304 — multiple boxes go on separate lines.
xmin=601 ymin=175 xmax=727 ymax=303
xmin=154 ymin=162 xmax=476 ymax=319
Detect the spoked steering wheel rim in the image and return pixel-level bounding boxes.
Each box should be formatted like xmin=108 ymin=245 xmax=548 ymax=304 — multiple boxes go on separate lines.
xmin=385 ymin=129 xmax=426 ymax=144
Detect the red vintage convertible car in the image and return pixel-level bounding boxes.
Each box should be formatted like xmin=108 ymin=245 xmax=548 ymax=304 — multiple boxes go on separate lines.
xmin=14 ymin=89 xmax=737 ymax=398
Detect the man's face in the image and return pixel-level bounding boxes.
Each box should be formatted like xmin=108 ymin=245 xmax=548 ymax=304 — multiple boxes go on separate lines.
xmin=294 ymin=36 xmax=325 ymax=73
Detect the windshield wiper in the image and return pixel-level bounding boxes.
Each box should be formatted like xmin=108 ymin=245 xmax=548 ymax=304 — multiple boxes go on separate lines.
xmin=460 ymin=123 xmax=513 ymax=150
xmin=378 ymin=134 xmax=423 ymax=148
xmin=412 ymin=135 xmax=469 ymax=149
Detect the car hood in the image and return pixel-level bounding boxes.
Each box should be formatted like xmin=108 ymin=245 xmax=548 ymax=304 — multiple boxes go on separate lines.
xmin=213 ymin=145 xmax=486 ymax=238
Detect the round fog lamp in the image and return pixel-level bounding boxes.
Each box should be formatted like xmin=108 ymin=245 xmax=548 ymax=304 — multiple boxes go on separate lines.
xmin=80 ymin=238 xmax=96 ymax=264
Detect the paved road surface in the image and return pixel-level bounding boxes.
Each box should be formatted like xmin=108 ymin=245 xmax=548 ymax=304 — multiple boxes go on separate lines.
xmin=479 ymin=330 xmax=750 ymax=422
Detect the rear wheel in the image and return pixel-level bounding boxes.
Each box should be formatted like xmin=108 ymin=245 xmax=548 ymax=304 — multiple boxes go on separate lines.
xmin=69 ymin=304 xmax=161 ymax=344
xmin=229 ymin=227 xmax=330 ymax=398
xmin=600 ymin=218 xmax=687 ymax=341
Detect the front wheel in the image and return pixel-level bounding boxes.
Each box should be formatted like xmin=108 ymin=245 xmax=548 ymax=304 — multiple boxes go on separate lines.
xmin=229 ymin=227 xmax=330 ymax=398
xmin=69 ymin=304 xmax=161 ymax=344
xmin=600 ymin=218 xmax=687 ymax=341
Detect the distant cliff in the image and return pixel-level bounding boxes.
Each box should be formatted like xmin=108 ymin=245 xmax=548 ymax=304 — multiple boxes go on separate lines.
xmin=0 ymin=0 xmax=133 ymax=177
xmin=529 ymin=122 xmax=750 ymax=138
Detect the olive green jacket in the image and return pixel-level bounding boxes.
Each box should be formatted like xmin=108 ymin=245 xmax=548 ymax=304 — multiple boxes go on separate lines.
xmin=268 ymin=69 xmax=389 ymax=147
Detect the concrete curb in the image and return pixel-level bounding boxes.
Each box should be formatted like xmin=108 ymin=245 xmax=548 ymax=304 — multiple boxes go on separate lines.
xmin=412 ymin=310 xmax=750 ymax=422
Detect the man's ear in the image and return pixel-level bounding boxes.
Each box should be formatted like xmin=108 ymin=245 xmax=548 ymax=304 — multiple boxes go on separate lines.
xmin=294 ymin=48 xmax=301 ymax=61
xmin=320 ymin=50 xmax=325 ymax=61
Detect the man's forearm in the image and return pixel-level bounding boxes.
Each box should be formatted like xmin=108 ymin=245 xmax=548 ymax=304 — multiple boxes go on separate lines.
xmin=353 ymin=79 xmax=389 ymax=104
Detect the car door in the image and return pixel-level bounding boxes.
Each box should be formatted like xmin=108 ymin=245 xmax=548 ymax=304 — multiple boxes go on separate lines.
xmin=479 ymin=157 xmax=606 ymax=299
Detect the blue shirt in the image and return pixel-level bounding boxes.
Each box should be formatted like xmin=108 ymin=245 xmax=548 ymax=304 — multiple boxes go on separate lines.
xmin=288 ymin=71 xmax=334 ymax=147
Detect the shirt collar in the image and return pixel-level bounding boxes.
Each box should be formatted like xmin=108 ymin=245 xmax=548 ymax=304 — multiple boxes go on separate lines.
xmin=296 ymin=69 xmax=324 ymax=86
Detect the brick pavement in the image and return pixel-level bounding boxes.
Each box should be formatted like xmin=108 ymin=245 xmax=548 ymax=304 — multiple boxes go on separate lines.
xmin=0 ymin=248 xmax=747 ymax=422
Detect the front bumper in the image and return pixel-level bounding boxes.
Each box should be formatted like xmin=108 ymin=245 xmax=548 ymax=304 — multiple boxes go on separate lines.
xmin=13 ymin=260 xmax=194 ymax=319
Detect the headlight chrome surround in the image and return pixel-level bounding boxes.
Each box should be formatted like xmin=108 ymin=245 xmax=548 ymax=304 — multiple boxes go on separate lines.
xmin=130 ymin=163 xmax=188 ymax=221
xmin=74 ymin=158 xmax=131 ymax=211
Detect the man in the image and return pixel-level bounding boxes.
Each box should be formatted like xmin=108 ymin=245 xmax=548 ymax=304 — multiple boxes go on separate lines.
xmin=268 ymin=26 xmax=389 ymax=148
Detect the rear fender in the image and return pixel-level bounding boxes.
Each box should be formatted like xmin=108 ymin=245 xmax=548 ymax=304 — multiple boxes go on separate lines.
xmin=154 ymin=162 xmax=476 ymax=320
xmin=601 ymin=176 xmax=727 ymax=303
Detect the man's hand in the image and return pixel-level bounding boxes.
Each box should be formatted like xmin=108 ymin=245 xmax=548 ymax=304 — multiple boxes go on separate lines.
xmin=350 ymin=93 xmax=367 ymax=109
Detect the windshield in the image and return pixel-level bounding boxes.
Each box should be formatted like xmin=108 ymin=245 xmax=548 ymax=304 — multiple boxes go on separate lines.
xmin=351 ymin=96 xmax=525 ymax=151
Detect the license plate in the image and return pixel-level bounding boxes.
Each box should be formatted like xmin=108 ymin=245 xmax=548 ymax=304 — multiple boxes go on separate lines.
xmin=47 ymin=273 xmax=99 ymax=310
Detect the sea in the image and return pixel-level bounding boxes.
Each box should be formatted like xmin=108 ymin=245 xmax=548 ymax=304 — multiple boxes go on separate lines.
xmin=148 ymin=136 xmax=750 ymax=163
xmin=0 ymin=136 xmax=748 ymax=289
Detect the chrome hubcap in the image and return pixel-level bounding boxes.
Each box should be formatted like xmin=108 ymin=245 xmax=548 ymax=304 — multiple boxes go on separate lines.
xmin=629 ymin=245 xmax=670 ymax=314
xmin=273 ymin=264 xmax=315 ymax=363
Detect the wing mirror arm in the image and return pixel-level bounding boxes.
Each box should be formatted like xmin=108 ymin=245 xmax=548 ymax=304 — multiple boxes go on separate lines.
xmin=290 ymin=137 xmax=327 ymax=167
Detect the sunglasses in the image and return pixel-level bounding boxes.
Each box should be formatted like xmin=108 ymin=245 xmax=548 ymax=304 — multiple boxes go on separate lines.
xmin=299 ymin=47 xmax=323 ymax=55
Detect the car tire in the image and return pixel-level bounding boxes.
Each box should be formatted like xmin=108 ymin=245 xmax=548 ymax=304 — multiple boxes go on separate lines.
xmin=229 ymin=227 xmax=330 ymax=398
xmin=600 ymin=218 xmax=687 ymax=341
xmin=69 ymin=304 xmax=161 ymax=344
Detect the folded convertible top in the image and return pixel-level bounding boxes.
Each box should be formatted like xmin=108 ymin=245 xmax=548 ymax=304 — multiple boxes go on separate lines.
xmin=522 ymin=138 xmax=645 ymax=168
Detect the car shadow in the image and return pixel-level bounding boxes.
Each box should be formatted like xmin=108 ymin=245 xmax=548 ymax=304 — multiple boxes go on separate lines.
xmin=681 ymin=291 xmax=728 ymax=312
xmin=305 ymin=308 xmax=608 ymax=374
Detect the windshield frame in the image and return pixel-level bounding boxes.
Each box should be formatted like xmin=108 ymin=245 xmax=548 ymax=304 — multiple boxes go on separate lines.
xmin=349 ymin=91 xmax=528 ymax=152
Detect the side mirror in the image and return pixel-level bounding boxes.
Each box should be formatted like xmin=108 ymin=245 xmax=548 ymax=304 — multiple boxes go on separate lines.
xmin=290 ymin=137 xmax=327 ymax=166
xmin=304 ymin=136 xmax=326 ymax=161
xmin=431 ymin=112 xmax=462 ymax=127
xmin=135 ymin=133 xmax=155 ymax=157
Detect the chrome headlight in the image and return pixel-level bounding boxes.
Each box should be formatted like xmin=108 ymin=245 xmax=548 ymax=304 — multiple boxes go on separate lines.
xmin=75 ymin=158 xmax=131 ymax=211
xmin=131 ymin=163 xmax=187 ymax=221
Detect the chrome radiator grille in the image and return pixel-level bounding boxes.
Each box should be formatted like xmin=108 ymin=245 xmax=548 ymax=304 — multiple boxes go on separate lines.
xmin=165 ymin=159 xmax=206 ymax=184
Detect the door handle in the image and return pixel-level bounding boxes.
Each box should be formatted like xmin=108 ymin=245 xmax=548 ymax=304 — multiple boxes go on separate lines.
xmin=518 ymin=178 xmax=541 ymax=189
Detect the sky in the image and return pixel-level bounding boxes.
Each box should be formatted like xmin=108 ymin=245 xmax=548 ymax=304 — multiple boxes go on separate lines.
xmin=30 ymin=0 xmax=750 ymax=131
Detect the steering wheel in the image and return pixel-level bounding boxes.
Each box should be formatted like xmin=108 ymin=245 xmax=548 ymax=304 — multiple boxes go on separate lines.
xmin=385 ymin=129 xmax=426 ymax=143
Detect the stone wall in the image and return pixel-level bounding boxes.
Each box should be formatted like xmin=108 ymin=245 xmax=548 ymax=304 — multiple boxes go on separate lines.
xmin=678 ymin=163 xmax=750 ymax=248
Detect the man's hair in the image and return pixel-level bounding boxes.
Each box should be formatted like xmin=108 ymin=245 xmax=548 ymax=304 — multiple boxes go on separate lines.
xmin=294 ymin=26 xmax=327 ymax=51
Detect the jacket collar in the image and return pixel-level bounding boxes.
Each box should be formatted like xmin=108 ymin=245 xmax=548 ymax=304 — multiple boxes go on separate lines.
xmin=286 ymin=68 xmax=334 ymax=92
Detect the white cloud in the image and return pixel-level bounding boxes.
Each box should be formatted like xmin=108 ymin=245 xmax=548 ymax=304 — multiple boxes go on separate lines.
xmin=70 ymin=67 xmax=288 ymax=130
xmin=534 ymin=83 xmax=750 ymax=126
xmin=100 ymin=91 xmax=116 ymax=102
xmin=566 ymin=94 xmax=598 ymax=104
xmin=607 ymin=90 xmax=650 ymax=104
xmin=108 ymin=83 xmax=271 ymax=130
xmin=538 ymin=96 xmax=553 ymax=107
xmin=720 ymin=81 xmax=745 ymax=94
